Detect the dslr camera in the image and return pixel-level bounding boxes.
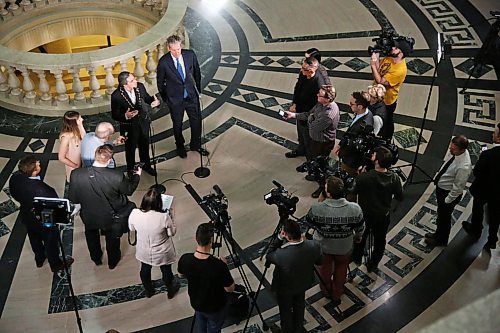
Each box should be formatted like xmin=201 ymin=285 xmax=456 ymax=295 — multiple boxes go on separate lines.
xmin=368 ymin=29 xmax=415 ymax=56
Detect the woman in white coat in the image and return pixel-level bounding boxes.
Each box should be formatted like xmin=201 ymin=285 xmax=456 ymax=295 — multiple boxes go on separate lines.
xmin=129 ymin=188 xmax=180 ymax=298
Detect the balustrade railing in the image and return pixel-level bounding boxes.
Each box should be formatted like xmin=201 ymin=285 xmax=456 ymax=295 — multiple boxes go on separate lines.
xmin=0 ymin=0 xmax=187 ymax=114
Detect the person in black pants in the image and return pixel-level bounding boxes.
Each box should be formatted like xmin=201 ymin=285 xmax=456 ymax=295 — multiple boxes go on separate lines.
xmin=266 ymin=219 xmax=322 ymax=333
xmin=351 ymin=147 xmax=403 ymax=272
xmin=157 ymin=35 xmax=209 ymax=158
xmin=462 ymin=124 xmax=500 ymax=251
xmin=69 ymin=145 xmax=140 ymax=269
xmin=111 ymin=71 xmax=160 ymax=176
xmin=9 ymin=155 xmax=74 ymax=272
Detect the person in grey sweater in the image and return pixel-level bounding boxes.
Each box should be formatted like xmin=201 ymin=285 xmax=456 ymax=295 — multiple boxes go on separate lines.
xmin=307 ymin=176 xmax=365 ymax=304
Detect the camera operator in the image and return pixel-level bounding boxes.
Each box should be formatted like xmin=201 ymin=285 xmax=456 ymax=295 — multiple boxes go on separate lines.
xmin=306 ymin=176 xmax=364 ymax=305
xmin=285 ymin=57 xmax=327 ymax=159
xmin=178 ymin=223 xmax=235 ymax=333
xmin=351 ymin=147 xmax=403 ymax=272
xmin=266 ymin=219 xmax=322 ymax=333
xmin=367 ymin=84 xmax=390 ymax=139
xmin=69 ymin=145 xmax=141 ymax=269
xmin=284 ymin=85 xmax=340 ymax=173
xmin=334 ymin=91 xmax=374 ymax=171
xmin=463 ymin=124 xmax=500 ymax=252
xmin=9 ymin=155 xmax=74 ymax=272
xmin=370 ymin=39 xmax=411 ymax=139
xmin=425 ymin=136 xmax=471 ymax=247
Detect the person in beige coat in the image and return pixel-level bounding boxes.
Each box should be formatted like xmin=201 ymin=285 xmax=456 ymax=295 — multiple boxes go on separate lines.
xmin=129 ymin=188 xmax=180 ymax=298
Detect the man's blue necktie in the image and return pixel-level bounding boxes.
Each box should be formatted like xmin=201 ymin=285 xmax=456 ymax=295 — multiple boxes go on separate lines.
xmin=176 ymin=58 xmax=188 ymax=98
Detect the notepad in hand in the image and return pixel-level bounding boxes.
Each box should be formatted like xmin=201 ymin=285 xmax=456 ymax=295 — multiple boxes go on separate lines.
xmin=161 ymin=194 xmax=174 ymax=211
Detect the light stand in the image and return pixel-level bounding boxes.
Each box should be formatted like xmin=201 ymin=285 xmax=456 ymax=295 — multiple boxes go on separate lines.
xmin=460 ymin=14 xmax=500 ymax=94
xmin=398 ymin=33 xmax=451 ymax=185
xmin=189 ymin=74 xmax=210 ymax=178
xmin=143 ymin=99 xmax=166 ymax=194
xmin=33 ymin=197 xmax=83 ymax=333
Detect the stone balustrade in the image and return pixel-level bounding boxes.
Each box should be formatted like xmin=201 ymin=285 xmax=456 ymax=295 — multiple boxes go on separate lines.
xmin=0 ymin=0 xmax=187 ymax=115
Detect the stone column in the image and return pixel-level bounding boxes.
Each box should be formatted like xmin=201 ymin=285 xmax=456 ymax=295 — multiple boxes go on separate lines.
xmin=88 ymin=67 xmax=103 ymax=103
xmin=70 ymin=67 xmax=85 ymax=105
xmin=51 ymin=69 xmax=69 ymax=104
xmin=104 ymin=64 xmax=116 ymax=98
xmin=33 ymin=69 xmax=52 ymax=105
xmin=146 ymin=49 xmax=156 ymax=81
xmin=7 ymin=0 xmax=18 ymax=11
xmin=0 ymin=0 xmax=9 ymax=16
xmin=120 ymin=60 xmax=128 ymax=72
xmin=7 ymin=66 xmax=22 ymax=98
xmin=19 ymin=67 xmax=36 ymax=104
xmin=157 ymin=43 xmax=165 ymax=61
xmin=133 ymin=55 xmax=145 ymax=83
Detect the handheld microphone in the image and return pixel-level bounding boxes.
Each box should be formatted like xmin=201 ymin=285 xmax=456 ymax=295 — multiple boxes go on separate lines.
xmin=272 ymin=180 xmax=283 ymax=188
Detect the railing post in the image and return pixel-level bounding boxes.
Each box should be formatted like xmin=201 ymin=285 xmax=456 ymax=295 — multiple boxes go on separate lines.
xmin=51 ymin=69 xmax=69 ymax=105
xmin=33 ymin=69 xmax=52 ymax=104
xmin=146 ymin=49 xmax=156 ymax=82
xmin=133 ymin=55 xmax=145 ymax=83
xmin=19 ymin=67 xmax=36 ymax=104
xmin=120 ymin=60 xmax=128 ymax=73
xmin=88 ymin=66 xmax=103 ymax=103
xmin=7 ymin=66 xmax=22 ymax=98
xmin=69 ymin=67 xmax=86 ymax=105
xmin=0 ymin=67 xmax=9 ymax=93
xmin=0 ymin=0 xmax=9 ymax=17
xmin=6 ymin=0 xmax=18 ymax=12
xmin=104 ymin=64 xmax=116 ymax=98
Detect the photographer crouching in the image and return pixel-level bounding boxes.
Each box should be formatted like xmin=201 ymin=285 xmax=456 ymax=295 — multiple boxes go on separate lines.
xmin=306 ymin=176 xmax=365 ymax=305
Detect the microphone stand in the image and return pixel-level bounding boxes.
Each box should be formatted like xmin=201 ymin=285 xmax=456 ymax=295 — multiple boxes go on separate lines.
xmin=189 ymin=73 xmax=210 ymax=178
xmin=143 ymin=98 xmax=166 ymax=193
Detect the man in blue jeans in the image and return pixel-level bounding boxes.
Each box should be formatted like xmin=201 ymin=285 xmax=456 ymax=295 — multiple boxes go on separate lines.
xmin=178 ymin=223 xmax=235 ymax=333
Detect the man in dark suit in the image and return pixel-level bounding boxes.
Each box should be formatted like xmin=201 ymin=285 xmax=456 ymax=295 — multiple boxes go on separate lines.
xmin=69 ymin=145 xmax=140 ymax=269
xmin=266 ymin=219 xmax=322 ymax=333
xmin=111 ymin=71 xmax=160 ymax=176
xmin=462 ymin=123 xmax=500 ymax=251
xmin=9 ymin=155 xmax=74 ymax=272
xmin=156 ymin=34 xmax=208 ymax=158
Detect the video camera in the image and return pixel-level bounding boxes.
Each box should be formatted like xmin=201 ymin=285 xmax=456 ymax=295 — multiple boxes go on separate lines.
xmin=340 ymin=131 xmax=399 ymax=168
xmin=304 ymin=156 xmax=356 ymax=196
xmin=33 ymin=197 xmax=71 ymax=228
xmin=200 ymin=185 xmax=230 ymax=229
xmin=264 ymin=180 xmax=298 ymax=217
xmin=368 ymin=29 xmax=415 ymax=56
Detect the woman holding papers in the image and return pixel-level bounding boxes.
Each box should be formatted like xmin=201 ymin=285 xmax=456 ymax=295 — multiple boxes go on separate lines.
xmin=129 ymin=188 xmax=180 ymax=299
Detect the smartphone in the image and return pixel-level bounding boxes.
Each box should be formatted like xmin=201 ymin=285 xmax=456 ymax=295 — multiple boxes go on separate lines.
xmin=480 ymin=144 xmax=488 ymax=152
xmin=278 ymin=110 xmax=286 ymax=117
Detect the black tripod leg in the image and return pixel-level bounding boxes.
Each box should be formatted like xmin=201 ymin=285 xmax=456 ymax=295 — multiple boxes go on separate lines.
xmin=460 ymin=61 xmax=483 ymax=94
xmin=259 ymin=224 xmax=281 ymax=261
xmin=243 ymin=265 xmax=270 ymax=332
xmin=55 ymin=225 xmax=83 ymax=333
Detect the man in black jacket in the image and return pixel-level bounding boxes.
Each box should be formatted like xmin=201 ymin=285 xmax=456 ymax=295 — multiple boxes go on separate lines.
xmin=69 ymin=145 xmax=140 ymax=269
xmin=266 ymin=219 xmax=322 ymax=333
xmin=111 ymin=71 xmax=159 ymax=175
xmin=462 ymin=123 xmax=500 ymax=251
xmin=9 ymin=155 xmax=74 ymax=272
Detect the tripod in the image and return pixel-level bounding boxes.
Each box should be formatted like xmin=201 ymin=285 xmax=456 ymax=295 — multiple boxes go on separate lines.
xmin=259 ymin=209 xmax=290 ymax=261
xmin=189 ymin=73 xmax=210 ymax=178
xmin=185 ymin=184 xmax=268 ymax=332
xmin=460 ymin=17 xmax=500 ymax=94
xmin=398 ymin=48 xmax=444 ymax=185
xmin=143 ymin=99 xmax=166 ymax=193
xmin=52 ymin=222 xmax=83 ymax=333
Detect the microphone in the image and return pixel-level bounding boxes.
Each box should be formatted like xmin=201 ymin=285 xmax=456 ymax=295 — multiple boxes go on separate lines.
xmin=490 ymin=11 xmax=500 ymax=17
xmin=188 ymin=72 xmax=200 ymax=97
xmin=272 ymin=180 xmax=283 ymax=188
xmin=213 ymin=185 xmax=224 ymax=197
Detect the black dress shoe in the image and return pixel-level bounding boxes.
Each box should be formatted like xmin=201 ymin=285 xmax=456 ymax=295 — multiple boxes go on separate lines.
xmin=305 ymin=174 xmax=317 ymax=181
xmin=366 ymin=261 xmax=378 ymax=273
xmin=143 ymin=166 xmax=157 ymax=177
xmin=36 ymin=258 xmax=46 ymax=268
xmin=424 ymin=237 xmax=447 ymax=247
xmin=462 ymin=221 xmax=481 ymax=239
xmin=176 ymin=147 xmax=187 ymax=158
xmin=191 ymin=147 xmax=209 ymax=156
xmin=285 ymin=150 xmax=304 ymax=158
xmin=296 ymin=163 xmax=308 ymax=173
xmin=425 ymin=232 xmax=436 ymax=239
xmin=108 ymin=258 xmax=121 ymax=270
xmin=93 ymin=259 xmax=103 ymax=266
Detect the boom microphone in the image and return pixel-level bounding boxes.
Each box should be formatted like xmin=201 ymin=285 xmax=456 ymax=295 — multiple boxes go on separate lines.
xmin=213 ymin=185 xmax=224 ymax=197
xmin=272 ymin=180 xmax=283 ymax=188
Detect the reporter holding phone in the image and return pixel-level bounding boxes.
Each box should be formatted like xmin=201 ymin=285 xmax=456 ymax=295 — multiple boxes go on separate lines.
xmin=128 ymin=188 xmax=180 ymax=299
xmin=284 ymin=85 xmax=340 ymax=172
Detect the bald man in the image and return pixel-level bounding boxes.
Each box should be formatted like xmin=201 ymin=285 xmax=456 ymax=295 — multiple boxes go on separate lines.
xmin=81 ymin=122 xmax=124 ymax=168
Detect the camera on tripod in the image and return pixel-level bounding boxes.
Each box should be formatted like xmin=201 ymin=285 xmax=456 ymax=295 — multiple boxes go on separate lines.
xmin=368 ymin=29 xmax=415 ymax=56
xmin=305 ymin=156 xmax=356 ymax=195
xmin=340 ymin=131 xmax=399 ymax=167
xmin=264 ymin=180 xmax=298 ymax=216
xmin=33 ymin=197 xmax=71 ymax=228
xmin=200 ymin=185 xmax=230 ymax=230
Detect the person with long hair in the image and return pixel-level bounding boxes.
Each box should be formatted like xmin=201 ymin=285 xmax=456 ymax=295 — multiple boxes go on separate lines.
xmin=58 ymin=111 xmax=85 ymax=182
xmin=128 ymin=188 xmax=180 ymax=299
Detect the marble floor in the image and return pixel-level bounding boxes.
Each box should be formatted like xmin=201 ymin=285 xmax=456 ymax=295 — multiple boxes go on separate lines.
xmin=0 ymin=0 xmax=499 ymax=332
